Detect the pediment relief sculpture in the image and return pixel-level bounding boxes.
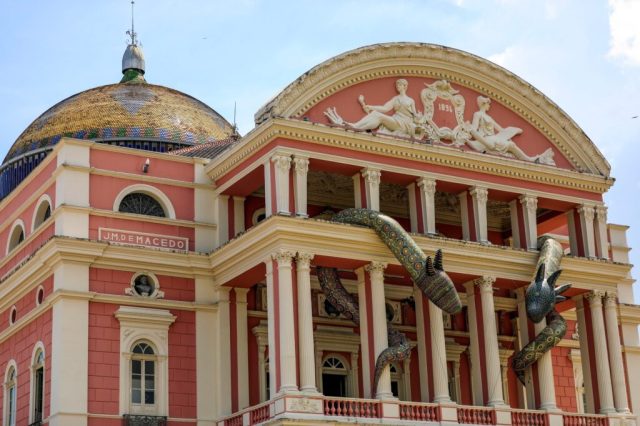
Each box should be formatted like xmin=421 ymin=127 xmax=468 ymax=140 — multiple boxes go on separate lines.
xmin=323 ymin=78 xmax=556 ymax=166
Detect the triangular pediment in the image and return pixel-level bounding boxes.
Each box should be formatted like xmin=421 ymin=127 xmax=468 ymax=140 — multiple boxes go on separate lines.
xmin=255 ymin=43 xmax=610 ymax=176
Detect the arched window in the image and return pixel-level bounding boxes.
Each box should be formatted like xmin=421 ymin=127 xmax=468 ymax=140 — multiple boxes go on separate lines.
xmin=131 ymin=341 xmax=157 ymax=410
xmin=322 ymin=355 xmax=349 ymax=397
xmin=7 ymin=221 xmax=25 ymax=254
xmin=32 ymin=196 xmax=52 ymax=231
xmin=119 ymin=193 xmax=166 ymax=217
xmin=4 ymin=365 xmax=17 ymax=426
xmin=31 ymin=349 xmax=45 ymax=423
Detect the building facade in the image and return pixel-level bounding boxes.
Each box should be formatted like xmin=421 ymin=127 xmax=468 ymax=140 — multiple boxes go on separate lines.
xmin=0 ymin=41 xmax=639 ymax=426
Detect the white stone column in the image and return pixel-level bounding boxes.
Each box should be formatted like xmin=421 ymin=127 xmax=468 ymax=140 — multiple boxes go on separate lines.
xmin=216 ymin=194 xmax=230 ymax=246
xmin=515 ymin=288 xmax=535 ymax=409
xmin=475 ymin=276 xmax=506 ymax=406
xmin=215 ymin=287 xmax=232 ymax=415
xmin=499 ymin=349 xmax=513 ymax=405
xmin=586 ymin=291 xmax=616 ymax=413
xmin=534 ymin=317 xmax=558 ymax=410
xmin=264 ymin=159 xmax=273 ymax=217
xmin=577 ymin=205 xmax=597 ymax=258
xmin=470 ymin=186 xmax=489 ymax=243
xmin=603 ymin=291 xmax=630 ymax=413
xmin=463 ymin=281 xmax=483 ymax=405
xmin=367 ymin=261 xmax=393 ymax=399
xmin=272 ymin=249 xmax=298 ymax=393
xmin=519 ymin=195 xmax=538 ymax=250
xmin=509 ymin=200 xmax=522 ymax=249
xmin=235 ymin=288 xmax=250 ymax=409
xmin=594 ymin=205 xmax=609 ymax=259
xmin=265 ymin=259 xmax=277 ymax=398
xmin=293 ymin=156 xmax=309 ymax=217
xmin=296 ymin=252 xmax=318 ymax=394
xmin=574 ymin=296 xmax=595 ymax=413
xmin=429 ymin=300 xmax=451 ymax=402
xmin=271 ymin=154 xmax=292 ymax=215
xmin=232 ymin=196 xmax=245 ymax=236
xmin=361 ymin=168 xmax=381 ymax=211
xmin=414 ymin=286 xmax=430 ymax=402
xmin=566 ymin=210 xmax=580 ymax=256
xmin=418 ymin=177 xmax=437 ymax=235
xmin=459 ymin=192 xmax=471 ymax=241
xmin=407 ymin=182 xmax=418 ymax=233
xmin=315 ymin=350 xmax=324 ymax=394
xmin=356 ymin=268 xmax=372 ymax=398
xmin=351 ymin=353 xmax=361 ymax=398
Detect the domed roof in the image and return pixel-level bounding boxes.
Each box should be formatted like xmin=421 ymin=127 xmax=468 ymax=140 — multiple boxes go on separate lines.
xmin=4 ymin=79 xmax=235 ymax=164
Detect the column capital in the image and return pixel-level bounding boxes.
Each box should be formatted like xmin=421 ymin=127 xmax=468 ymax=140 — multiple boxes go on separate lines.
xmin=365 ymin=261 xmax=387 ymax=275
xmin=361 ymin=168 xmax=381 ymax=185
xmin=469 ymin=186 xmax=488 ymax=203
xmin=272 ymin=249 xmax=296 ymax=265
xmin=271 ymin=154 xmax=292 ymax=172
xmin=603 ymin=290 xmax=618 ymax=307
xmin=232 ymin=195 xmax=246 ymax=202
xmin=473 ymin=276 xmax=496 ymax=292
xmin=292 ymin=156 xmax=310 ymax=174
xmin=595 ymin=204 xmax=608 ymax=222
xmin=577 ymin=204 xmax=596 ymax=221
xmin=519 ymin=194 xmax=538 ymax=211
xmin=296 ymin=252 xmax=314 ymax=267
xmin=417 ymin=177 xmax=437 ymax=194
xmin=585 ymin=290 xmax=605 ymax=306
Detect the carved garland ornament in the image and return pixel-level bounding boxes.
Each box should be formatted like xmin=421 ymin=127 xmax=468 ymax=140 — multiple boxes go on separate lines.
xmin=324 ymin=78 xmax=555 ymax=166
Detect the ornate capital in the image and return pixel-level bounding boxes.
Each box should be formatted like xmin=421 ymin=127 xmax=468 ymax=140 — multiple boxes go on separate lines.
xmin=271 ymin=154 xmax=292 ymax=172
xmin=293 ymin=156 xmax=310 ymax=174
xmin=469 ymin=186 xmax=488 ymax=205
xmin=595 ymin=204 xmax=608 ymax=223
xmin=365 ymin=261 xmax=387 ymax=275
xmin=272 ymin=249 xmax=296 ymax=265
xmin=577 ymin=204 xmax=596 ymax=222
xmin=585 ymin=290 xmax=605 ymax=306
xmin=417 ymin=177 xmax=437 ymax=196
xmin=519 ymin=194 xmax=538 ymax=212
xmin=296 ymin=252 xmax=314 ymax=267
xmin=361 ymin=168 xmax=381 ymax=185
xmin=473 ymin=275 xmax=496 ymax=292
xmin=603 ymin=290 xmax=618 ymax=307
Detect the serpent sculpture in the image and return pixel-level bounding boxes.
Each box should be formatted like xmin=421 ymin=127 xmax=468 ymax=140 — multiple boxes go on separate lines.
xmin=511 ymin=235 xmax=571 ymax=384
xmin=316 ymin=208 xmax=462 ymax=395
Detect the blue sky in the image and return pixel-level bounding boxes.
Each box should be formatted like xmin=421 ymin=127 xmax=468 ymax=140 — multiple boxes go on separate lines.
xmin=1 ymin=0 xmax=639 ymax=301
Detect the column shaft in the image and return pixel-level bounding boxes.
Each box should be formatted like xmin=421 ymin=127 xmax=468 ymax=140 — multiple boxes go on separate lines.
xmin=470 ymin=186 xmax=488 ymax=243
xmin=509 ymin=200 xmax=521 ymax=249
xmin=414 ymin=286 xmax=430 ymax=402
xmin=296 ymin=252 xmax=317 ymax=393
xmin=519 ymin=195 xmax=538 ymax=249
xmin=235 ymin=288 xmax=250 ymax=409
xmin=418 ymin=177 xmax=437 ymax=235
xmin=586 ymin=291 xmax=615 ymax=413
xmin=603 ymin=292 xmax=630 ymax=413
xmin=217 ymin=194 xmax=229 ymax=246
xmin=463 ymin=282 xmax=483 ymax=405
xmin=594 ymin=205 xmax=609 ymax=259
xmin=535 ymin=318 xmax=557 ymax=410
xmin=293 ymin=157 xmax=309 ymax=217
xmin=362 ymin=169 xmax=381 ymax=211
xmin=578 ymin=205 xmax=596 ymax=257
xmin=574 ymin=297 xmax=595 ymax=413
xmin=232 ymin=196 xmax=245 ymax=236
xmin=272 ymin=154 xmax=291 ymax=215
xmin=515 ymin=288 xmax=535 ymax=408
xmin=367 ymin=261 xmax=393 ymax=399
xmin=429 ymin=300 xmax=451 ymax=402
xmin=476 ymin=276 xmax=505 ymax=406
xmin=273 ymin=250 xmax=298 ymax=393
xmin=356 ymin=268 xmax=372 ymax=398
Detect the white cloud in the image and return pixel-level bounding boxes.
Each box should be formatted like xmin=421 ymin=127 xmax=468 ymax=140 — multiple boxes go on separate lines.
xmin=608 ymin=0 xmax=640 ymax=66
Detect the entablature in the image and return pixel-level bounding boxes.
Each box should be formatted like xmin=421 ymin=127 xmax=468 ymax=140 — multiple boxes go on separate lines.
xmin=207 ymin=119 xmax=612 ymax=197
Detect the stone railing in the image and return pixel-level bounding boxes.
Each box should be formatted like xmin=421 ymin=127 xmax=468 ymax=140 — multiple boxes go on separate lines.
xmin=216 ymin=395 xmax=636 ymax=426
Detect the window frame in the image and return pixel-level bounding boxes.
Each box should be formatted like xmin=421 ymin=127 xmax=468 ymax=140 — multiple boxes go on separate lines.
xmin=4 ymin=361 xmax=18 ymax=426
xmin=31 ymin=194 xmax=53 ymax=232
xmin=113 ymin=184 xmax=176 ymax=219
xmin=6 ymin=220 xmax=26 ymax=255
xmin=30 ymin=344 xmax=46 ymax=424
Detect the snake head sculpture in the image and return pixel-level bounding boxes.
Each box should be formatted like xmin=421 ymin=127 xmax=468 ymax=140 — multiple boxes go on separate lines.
xmin=525 ymin=263 xmax=571 ymax=323
xmin=422 ymin=249 xmax=462 ymax=314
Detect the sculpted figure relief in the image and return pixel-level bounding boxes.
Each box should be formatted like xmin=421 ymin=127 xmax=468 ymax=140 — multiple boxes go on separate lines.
xmin=323 ymin=79 xmax=556 ymax=166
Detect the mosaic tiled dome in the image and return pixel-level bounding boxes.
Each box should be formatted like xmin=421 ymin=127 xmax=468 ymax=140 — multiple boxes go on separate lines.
xmin=4 ymin=80 xmax=234 ymax=164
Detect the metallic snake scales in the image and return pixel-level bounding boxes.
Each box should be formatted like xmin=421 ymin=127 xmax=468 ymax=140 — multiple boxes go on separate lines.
xmin=511 ymin=235 xmax=571 ymax=384
xmin=316 ymin=208 xmax=462 ymax=396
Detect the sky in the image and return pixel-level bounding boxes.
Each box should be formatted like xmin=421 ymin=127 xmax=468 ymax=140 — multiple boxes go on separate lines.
xmin=0 ymin=0 xmax=639 ymax=301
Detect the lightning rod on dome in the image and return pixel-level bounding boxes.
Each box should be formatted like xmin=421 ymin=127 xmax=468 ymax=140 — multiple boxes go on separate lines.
xmin=126 ymin=0 xmax=137 ymax=46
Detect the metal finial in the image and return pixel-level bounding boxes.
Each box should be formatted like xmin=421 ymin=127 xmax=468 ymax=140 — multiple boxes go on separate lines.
xmin=126 ymin=0 xmax=137 ymax=46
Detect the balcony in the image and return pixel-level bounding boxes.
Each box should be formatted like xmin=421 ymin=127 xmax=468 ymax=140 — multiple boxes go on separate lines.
xmin=122 ymin=414 xmax=168 ymax=426
xmin=217 ymin=395 xmax=637 ymax=426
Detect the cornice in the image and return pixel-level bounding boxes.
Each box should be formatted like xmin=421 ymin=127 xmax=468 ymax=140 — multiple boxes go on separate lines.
xmin=207 ymin=119 xmax=612 ymax=195
xmin=253 ymin=43 xmax=610 ymax=176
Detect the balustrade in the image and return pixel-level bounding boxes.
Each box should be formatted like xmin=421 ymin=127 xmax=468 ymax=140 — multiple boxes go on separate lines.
xmin=324 ymin=397 xmax=381 ymax=418
xmin=399 ymin=402 xmax=440 ymax=421
xmin=457 ymin=406 xmax=496 ymax=425
xmin=562 ymin=413 xmax=608 ymax=426
xmin=512 ymin=409 xmax=547 ymax=426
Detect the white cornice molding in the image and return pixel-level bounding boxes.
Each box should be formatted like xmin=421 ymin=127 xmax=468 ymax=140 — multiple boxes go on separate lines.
xmin=206 ymin=120 xmax=612 ymax=195
xmin=253 ymin=43 xmax=610 ymax=176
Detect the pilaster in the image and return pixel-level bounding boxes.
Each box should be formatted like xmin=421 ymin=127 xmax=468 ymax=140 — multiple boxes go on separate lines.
xmin=515 ymin=288 xmax=535 ymax=408
xmin=577 ymin=204 xmax=597 ymax=258
xmin=413 ymin=285 xmax=430 ymax=402
xmin=418 ymin=177 xmax=437 ymax=235
xmin=195 ymin=276 xmax=217 ymax=423
xmin=215 ymin=287 xmax=232 ymax=415
xmin=232 ymin=196 xmax=246 ymax=236
xmin=235 ymin=288 xmax=250 ymax=409
xmin=361 ymin=168 xmax=381 ymax=211
xmin=470 ymin=186 xmax=489 ymax=243
xmin=216 ymin=194 xmax=230 ymax=246
xmin=463 ymin=281 xmax=483 ymax=405
xmin=271 ymin=154 xmax=292 ymax=215
xmin=574 ymin=296 xmax=595 ymax=413
xmin=594 ymin=205 xmax=609 ymax=259
xmin=519 ymin=195 xmax=538 ymax=250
